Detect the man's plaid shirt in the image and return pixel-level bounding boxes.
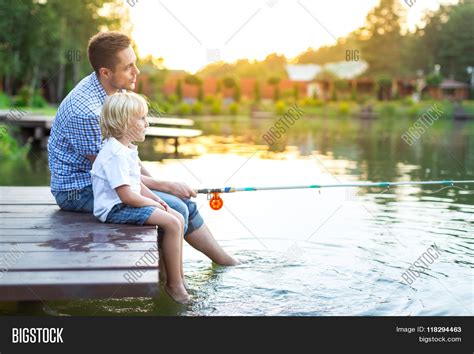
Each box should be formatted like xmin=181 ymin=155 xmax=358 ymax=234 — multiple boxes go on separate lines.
xmin=48 ymin=72 xmax=107 ymax=192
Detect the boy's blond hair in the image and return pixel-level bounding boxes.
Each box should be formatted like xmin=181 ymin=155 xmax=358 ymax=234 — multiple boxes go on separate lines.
xmin=100 ymin=92 xmax=148 ymax=139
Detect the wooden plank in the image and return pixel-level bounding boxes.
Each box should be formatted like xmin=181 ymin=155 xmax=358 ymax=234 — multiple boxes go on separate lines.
xmin=0 ymin=205 xmax=60 ymax=213
xmin=147 ymin=117 xmax=194 ymax=127
xmin=146 ymin=126 xmax=202 ymax=138
xmin=0 ymin=235 xmax=157 ymax=243
xmin=0 ymin=187 xmax=55 ymax=205
xmin=0 ymin=251 xmax=158 ymax=271
xmin=0 ymin=218 xmax=158 ymax=229
xmin=0 ymin=270 xmax=159 ymax=300
xmin=0 ymin=226 xmax=158 ymax=237
xmin=0 ymin=241 xmax=157 ymax=252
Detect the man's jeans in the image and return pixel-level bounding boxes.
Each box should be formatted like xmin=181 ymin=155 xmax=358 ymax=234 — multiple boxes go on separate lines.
xmin=52 ymin=185 xmax=204 ymax=235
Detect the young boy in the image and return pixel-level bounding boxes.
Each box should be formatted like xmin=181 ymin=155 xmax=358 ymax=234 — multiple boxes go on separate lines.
xmin=91 ymin=92 xmax=189 ymax=303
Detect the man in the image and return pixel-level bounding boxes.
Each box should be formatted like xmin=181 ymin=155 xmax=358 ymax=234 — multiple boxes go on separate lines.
xmin=48 ymin=31 xmax=237 ymax=266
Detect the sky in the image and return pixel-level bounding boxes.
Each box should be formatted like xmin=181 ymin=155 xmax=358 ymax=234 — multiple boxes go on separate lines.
xmin=128 ymin=0 xmax=458 ymax=73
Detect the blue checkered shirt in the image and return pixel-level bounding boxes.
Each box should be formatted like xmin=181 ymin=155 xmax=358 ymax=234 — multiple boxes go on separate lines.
xmin=48 ymin=72 xmax=107 ymax=192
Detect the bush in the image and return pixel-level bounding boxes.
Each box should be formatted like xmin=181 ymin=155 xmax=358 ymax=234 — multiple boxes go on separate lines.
xmin=312 ymin=99 xmax=324 ymax=107
xmin=275 ymin=100 xmax=286 ymax=115
xmin=338 ymin=102 xmax=350 ymax=115
xmin=426 ymin=73 xmax=443 ymax=87
xmin=408 ymin=104 xmax=420 ymax=117
xmin=177 ymin=102 xmax=191 ymax=116
xmin=379 ymin=103 xmax=397 ymax=116
xmin=31 ymin=92 xmax=48 ymax=108
xmin=210 ymin=100 xmax=221 ymax=115
xmin=14 ymin=86 xmax=33 ymax=107
xmin=167 ymin=94 xmax=178 ymax=104
xmin=0 ymin=92 xmax=11 ymax=108
xmin=402 ymin=96 xmax=414 ymax=106
xmin=192 ymin=102 xmax=203 ymax=115
xmin=204 ymin=95 xmax=215 ymax=105
xmin=0 ymin=124 xmax=30 ymax=160
xmin=228 ymin=102 xmax=239 ymax=115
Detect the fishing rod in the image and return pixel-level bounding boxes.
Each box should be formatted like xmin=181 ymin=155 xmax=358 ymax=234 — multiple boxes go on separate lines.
xmin=195 ymin=180 xmax=474 ymax=210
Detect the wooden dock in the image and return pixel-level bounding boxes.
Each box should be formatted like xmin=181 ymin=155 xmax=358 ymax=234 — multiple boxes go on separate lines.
xmin=0 ymin=111 xmax=202 ymax=153
xmin=0 ymin=187 xmax=160 ymax=302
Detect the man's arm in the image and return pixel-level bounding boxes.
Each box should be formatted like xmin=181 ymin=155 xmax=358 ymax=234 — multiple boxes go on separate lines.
xmin=139 ymin=161 xmax=196 ymax=199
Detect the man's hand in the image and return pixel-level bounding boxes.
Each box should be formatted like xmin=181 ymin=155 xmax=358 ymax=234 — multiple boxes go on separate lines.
xmin=167 ymin=182 xmax=197 ymax=199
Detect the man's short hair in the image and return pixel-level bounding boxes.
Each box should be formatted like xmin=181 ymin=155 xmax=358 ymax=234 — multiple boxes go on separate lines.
xmin=87 ymin=32 xmax=131 ymax=75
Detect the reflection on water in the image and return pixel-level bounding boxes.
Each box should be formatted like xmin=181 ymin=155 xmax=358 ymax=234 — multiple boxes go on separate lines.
xmin=2 ymin=116 xmax=473 ymax=315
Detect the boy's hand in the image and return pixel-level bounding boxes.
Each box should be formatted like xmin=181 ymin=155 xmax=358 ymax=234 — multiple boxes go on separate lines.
xmin=157 ymin=199 xmax=168 ymax=211
xmin=153 ymin=197 xmax=168 ymax=211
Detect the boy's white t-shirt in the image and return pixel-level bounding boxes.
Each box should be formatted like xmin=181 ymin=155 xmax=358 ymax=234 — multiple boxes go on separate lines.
xmin=91 ymin=137 xmax=141 ymax=222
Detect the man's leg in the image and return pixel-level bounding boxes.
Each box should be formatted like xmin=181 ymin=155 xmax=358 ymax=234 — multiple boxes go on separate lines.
xmin=152 ymin=191 xmax=238 ymax=265
xmin=186 ymin=224 xmax=238 ymax=266
xmin=53 ymin=186 xmax=94 ymax=213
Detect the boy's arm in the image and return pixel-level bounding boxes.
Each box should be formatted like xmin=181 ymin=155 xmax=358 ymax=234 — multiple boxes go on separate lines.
xmin=140 ymin=182 xmax=159 ymax=201
xmin=141 ymin=183 xmax=169 ymax=210
xmin=115 ymin=185 xmax=164 ymax=209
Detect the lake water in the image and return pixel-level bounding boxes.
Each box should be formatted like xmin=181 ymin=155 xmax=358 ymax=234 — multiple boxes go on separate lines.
xmin=2 ymin=116 xmax=474 ymax=316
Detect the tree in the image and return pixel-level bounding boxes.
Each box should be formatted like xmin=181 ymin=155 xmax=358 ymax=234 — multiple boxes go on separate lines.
xmin=175 ymin=80 xmax=183 ymax=101
xmin=253 ymin=81 xmax=261 ymax=102
xmin=267 ymin=77 xmax=281 ymax=101
xmin=359 ymin=0 xmax=405 ymax=76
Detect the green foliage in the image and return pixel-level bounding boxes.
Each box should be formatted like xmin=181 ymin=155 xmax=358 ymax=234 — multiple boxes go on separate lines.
xmin=338 ymin=102 xmax=350 ymax=115
xmin=222 ymin=77 xmax=236 ymax=88
xmin=0 ymin=125 xmax=30 ymax=160
xmin=32 ymin=92 xmax=48 ymax=108
xmin=253 ymin=82 xmax=261 ymax=103
xmin=335 ymin=80 xmax=349 ymax=90
xmin=402 ymin=96 xmax=415 ymax=106
xmin=275 ymin=100 xmax=286 ymax=115
xmin=267 ymin=77 xmax=281 ymax=86
xmin=210 ymin=100 xmax=221 ymax=115
xmin=0 ymin=92 xmax=11 ymax=108
xmin=177 ymin=102 xmax=190 ymax=115
xmin=426 ymin=73 xmax=443 ymax=87
xmin=167 ymin=94 xmax=178 ymax=105
xmin=273 ymin=87 xmax=281 ymax=101
xmin=14 ymin=86 xmax=33 ymax=107
xmin=351 ymin=84 xmax=357 ymax=101
xmin=192 ymin=101 xmax=203 ymax=115
xmin=233 ymin=83 xmax=241 ymax=102
xmin=197 ymin=85 xmax=204 ymax=102
xmin=378 ymin=103 xmax=397 ymax=116
xmin=228 ymin=102 xmax=239 ymax=115
xmin=0 ymin=0 xmax=124 ymax=101
xmin=330 ymin=86 xmax=338 ymax=101
xmin=175 ymin=80 xmax=183 ymax=101
xmin=293 ymin=84 xmax=300 ymax=101
xmin=184 ymin=74 xmax=202 ymax=86
xmin=204 ymin=95 xmax=215 ymax=105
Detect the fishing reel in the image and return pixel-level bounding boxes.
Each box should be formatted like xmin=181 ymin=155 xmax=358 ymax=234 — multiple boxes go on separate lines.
xmin=207 ymin=192 xmax=223 ymax=210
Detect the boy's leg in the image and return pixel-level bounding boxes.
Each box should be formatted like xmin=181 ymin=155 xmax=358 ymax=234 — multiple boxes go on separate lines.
xmin=145 ymin=209 xmax=188 ymax=303
xmin=152 ymin=190 xmax=238 ymax=265
xmin=167 ymin=208 xmax=186 ymax=284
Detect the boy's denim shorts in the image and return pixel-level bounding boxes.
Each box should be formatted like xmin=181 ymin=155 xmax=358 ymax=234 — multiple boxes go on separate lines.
xmin=52 ymin=186 xmax=204 ymax=235
xmin=105 ymin=203 xmax=156 ymax=225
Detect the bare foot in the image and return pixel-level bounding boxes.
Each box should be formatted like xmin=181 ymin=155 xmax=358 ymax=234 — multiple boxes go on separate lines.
xmin=165 ymin=284 xmax=190 ymax=304
xmin=214 ymin=257 xmax=240 ymax=266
